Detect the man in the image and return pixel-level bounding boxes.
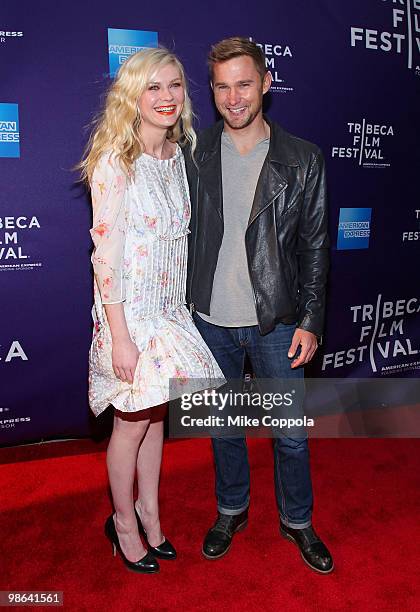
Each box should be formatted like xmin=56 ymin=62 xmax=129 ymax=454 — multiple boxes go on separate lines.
xmin=184 ymin=37 xmax=333 ymax=573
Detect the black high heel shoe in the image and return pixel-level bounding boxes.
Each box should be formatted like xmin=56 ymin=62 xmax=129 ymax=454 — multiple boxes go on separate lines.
xmin=134 ymin=505 xmax=177 ymax=560
xmin=104 ymin=514 xmax=160 ymax=573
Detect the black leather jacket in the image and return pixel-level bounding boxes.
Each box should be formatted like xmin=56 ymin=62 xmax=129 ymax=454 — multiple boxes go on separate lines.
xmin=183 ymin=116 xmax=330 ymax=337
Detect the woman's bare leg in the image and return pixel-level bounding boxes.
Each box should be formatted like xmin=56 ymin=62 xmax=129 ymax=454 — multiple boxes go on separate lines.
xmin=107 ymin=409 xmax=151 ymax=561
xmin=135 ymin=404 xmax=166 ymax=547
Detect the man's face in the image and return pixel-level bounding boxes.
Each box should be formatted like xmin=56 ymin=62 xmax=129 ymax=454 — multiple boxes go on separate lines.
xmin=212 ymin=55 xmax=271 ymax=130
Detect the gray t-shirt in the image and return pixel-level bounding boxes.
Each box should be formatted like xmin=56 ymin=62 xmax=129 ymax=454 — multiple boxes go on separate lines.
xmin=198 ymin=131 xmax=269 ymax=326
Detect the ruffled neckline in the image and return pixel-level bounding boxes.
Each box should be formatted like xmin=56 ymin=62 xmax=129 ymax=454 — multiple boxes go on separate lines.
xmin=139 ymin=143 xmax=181 ymax=166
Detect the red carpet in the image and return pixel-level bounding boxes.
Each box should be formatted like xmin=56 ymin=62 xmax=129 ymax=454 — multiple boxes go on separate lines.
xmin=1 ymin=437 xmax=419 ymax=611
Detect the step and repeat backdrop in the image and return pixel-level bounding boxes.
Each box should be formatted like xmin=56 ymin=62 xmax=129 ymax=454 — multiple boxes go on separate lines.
xmin=1 ymin=0 xmax=419 ymax=444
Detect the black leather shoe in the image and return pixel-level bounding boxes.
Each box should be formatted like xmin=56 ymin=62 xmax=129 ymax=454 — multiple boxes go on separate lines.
xmin=104 ymin=514 xmax=160 ymax=573
xmin=202 ymin=510 xmax=248 ymax=560
xmin=280 ymin=521 xmax=334 ymax=574
xmin=134 ymin=505 xmax=177 ymax=560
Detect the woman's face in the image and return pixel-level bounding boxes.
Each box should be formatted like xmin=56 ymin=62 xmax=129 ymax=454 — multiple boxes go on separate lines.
xmin=138 ymin=63 xmax=185 ymax=133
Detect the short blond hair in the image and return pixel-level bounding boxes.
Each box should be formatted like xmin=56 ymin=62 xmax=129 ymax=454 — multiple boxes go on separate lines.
xmin=208 ymin=37 xmax=267 ymax=82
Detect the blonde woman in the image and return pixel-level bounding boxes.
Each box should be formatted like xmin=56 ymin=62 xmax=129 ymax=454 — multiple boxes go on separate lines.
xmin=80 ymin=48 xmax=223 ymax=573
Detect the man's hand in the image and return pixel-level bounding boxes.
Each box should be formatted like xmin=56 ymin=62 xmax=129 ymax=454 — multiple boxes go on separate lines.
xmin=288 ymin=328 xmax=318 ymax=368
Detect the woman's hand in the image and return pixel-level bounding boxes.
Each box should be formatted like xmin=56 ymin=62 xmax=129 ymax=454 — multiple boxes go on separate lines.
xmin=111 ymin=337 xmax=140 ymax=383
xmin=103 ymin=303 xmax=139 ymax=383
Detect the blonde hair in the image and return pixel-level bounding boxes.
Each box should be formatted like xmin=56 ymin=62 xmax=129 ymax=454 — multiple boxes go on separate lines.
xmin=79 ymin=47 xmax=196 ymax=183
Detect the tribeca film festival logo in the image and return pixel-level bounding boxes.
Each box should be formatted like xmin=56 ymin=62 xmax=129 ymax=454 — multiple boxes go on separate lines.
xmin=402 ymin=208 xmax=420 ymax=242
xmin=337 ymin=208 xmax=372 ymax=250
xmin=0 ymin=416 xmax=31 ymax=430
xmin=108 ymin=28 xmax=158 ymax=77
xmin=350 ymin=0 xmax=420 ymax=74
xmin=331 ymin=120 xmax=394 ymax=168
xmin=0 ymin=216 xmax=42 ymax=272
xmin=322 ymin=295 xmax=420 ymax=375
xmin=0 ymin=340 xmax=28 ymax=363
xmin=0 ymin=411 xmax=31 ymax=430
xmin=0 ymin=337 xmax=31 ymax=431
xmin=249 ymin=37 xmax=294 ymax=93
xmin=0 ymin=30 xmax=23 ymax=44
xmin=0 ymin=103 xmax=20 ymax=158
xmin=0 ymin=403 xmax=31 ymax=431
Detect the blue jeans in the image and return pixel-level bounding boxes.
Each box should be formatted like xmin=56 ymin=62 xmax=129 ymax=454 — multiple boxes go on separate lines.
xmin=193 ymin=314 xmax=313 ymax=529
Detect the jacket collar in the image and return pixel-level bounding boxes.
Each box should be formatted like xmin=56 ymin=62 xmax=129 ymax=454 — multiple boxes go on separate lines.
xmin=196 ymin=115 xmax=298 ymax=225
xmin=264 ymin=116 xmax=300 ymax=167
xmin=196 ymin=115 xmax=299 ymax=167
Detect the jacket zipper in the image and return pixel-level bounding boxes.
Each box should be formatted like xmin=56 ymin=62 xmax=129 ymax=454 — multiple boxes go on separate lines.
xmin=245 ymin=186 xmax=288 ymax=331
xmin=245 ymin=239 xmax=259 ymax=329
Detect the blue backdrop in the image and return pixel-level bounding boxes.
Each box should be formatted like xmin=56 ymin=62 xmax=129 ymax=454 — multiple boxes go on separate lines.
xmin=1 ymin=0 xmax=419 ymax=444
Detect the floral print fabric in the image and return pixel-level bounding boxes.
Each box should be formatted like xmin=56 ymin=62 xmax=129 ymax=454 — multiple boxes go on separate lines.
xmin=89 ymin=146 xmax=224 ymax=415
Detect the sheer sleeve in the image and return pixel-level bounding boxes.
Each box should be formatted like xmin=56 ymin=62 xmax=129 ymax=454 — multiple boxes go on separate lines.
xmin=90 ymin=153 xmax=128 ymax=304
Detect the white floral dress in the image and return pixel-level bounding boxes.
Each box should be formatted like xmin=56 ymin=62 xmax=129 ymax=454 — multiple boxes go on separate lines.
xmin=88 ymin=145 xmax=223 ymax=415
